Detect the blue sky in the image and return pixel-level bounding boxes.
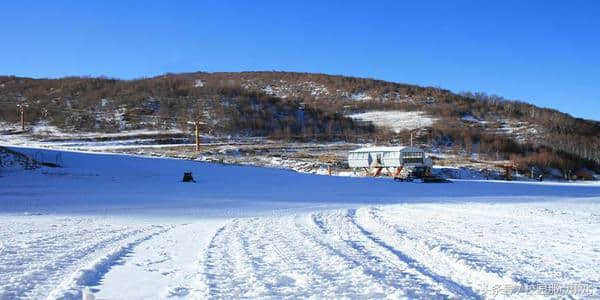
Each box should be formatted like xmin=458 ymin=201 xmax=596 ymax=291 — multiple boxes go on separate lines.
xmin=1 ymin=1 xmax=599 ymax=120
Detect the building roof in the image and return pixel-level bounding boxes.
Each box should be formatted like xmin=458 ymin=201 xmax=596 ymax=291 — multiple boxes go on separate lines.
xmin=349 ymin=146 xmax=422 ymax=153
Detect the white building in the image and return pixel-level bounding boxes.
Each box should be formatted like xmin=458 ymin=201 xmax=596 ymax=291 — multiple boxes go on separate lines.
xmin=347 ymin=146 xmax=431 ymax=169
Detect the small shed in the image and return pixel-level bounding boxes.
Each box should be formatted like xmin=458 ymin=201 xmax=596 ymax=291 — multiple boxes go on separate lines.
xmin=348 ymin=146 xmax=431 ymax=168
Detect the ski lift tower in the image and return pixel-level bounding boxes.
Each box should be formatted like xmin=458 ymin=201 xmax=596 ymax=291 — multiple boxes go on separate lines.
xmin=187 ymin=120 xmax=206 ymax=152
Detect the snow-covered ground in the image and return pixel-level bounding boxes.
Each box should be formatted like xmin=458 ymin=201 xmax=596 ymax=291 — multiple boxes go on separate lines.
xmin=1 ymin=146 xmax=600 ymax=299
xmin=348 ymin=111 xmax=436 ymax=132
xmin=0 ymin=123 xmax=188 ymax=151
xmin=461 ymin=114 xmax=484 ymax=123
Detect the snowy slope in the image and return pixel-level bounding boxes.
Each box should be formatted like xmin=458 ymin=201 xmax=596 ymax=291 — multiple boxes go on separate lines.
xmin=1 ymin=147 xmax=600 ymax=299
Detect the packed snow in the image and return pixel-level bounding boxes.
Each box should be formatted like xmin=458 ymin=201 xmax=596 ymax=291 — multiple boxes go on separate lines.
xmin=1 ymin=146 xmax=600 ymax=299
xmin=348 ymin=111 xmax=436 ymax=132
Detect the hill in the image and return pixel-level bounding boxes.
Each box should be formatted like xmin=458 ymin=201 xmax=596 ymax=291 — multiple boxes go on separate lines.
xmin=1 ymin=71 xmax=599 ymax=175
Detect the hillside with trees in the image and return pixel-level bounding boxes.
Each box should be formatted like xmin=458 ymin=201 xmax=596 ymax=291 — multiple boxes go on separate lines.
xmin=1 ymin=71 xmax=598 ymax=175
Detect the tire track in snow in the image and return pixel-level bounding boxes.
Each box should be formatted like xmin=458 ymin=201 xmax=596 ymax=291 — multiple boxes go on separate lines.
xmin=371 ymin=205 xmax=600 ymax=291
xmin=370 ymin=207 xmax=533 ymax=284
xmin=48 ymin=224 xmax=175 ymax=300
xmin=192 ymin=223 xmax=228 ymax=299
xmin=201 ymin=207 xmax=578 ymax=298
xmin=201 ymin=211 xmax=477 ymax=298
xmin=0 ymin=225 xmax=158 ymax=299
xmin=308 ymin=211 xmax=463 ymax=298
xmin=265 ymin=215 xmax=388 ymax=297
xmin=202 ymin=216 xmax=390 ymax=298
xmin=203 ymin=219 xmax=269 ymax=298
xmin=355 ymin=207 xmax=520 ymax=298
xmin=341 ymin=208 xmax=481 ymax=298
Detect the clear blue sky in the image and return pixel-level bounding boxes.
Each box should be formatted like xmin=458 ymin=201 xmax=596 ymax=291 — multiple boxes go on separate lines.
xmin=1 ymin=1 xmax=599 ymax=120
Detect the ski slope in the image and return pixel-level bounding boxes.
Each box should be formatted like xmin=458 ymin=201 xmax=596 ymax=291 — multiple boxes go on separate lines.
xmin=1 ymin=146 xmax=600 ymax=299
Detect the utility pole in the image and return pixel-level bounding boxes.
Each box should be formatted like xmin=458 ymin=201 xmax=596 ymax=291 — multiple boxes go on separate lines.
xmin=188 ymin=120 xmax=205 ymax=152
xmin=17 ymin=103 xmax=27 ymax=131
xmin=195 ymin=121 xmax=200 ymax=152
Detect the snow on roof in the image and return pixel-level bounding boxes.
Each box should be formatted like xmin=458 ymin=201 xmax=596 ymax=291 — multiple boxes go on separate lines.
xmin=349 ymin=146 xmax=422 ymax=153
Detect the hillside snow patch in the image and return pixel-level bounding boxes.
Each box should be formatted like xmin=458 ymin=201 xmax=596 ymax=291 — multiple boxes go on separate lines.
xmin=348 ymin=111 xmax=435 ymax=132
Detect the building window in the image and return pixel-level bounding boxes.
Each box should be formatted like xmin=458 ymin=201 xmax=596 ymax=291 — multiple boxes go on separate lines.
xmin=402 ymin=152 xmax=423 ymax=164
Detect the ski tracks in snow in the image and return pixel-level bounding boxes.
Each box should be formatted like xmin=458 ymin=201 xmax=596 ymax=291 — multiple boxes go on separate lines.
xmin=201 ymin=210 xmax=492 ymax=298
xmin=48 ymin=225 xmax=174 ymax=299
xmin=94 ymin=219 xmax=227 ymax=300
xmin=198 ymin=204 xmax=600 ymax=299
xmin=0 ymin=217 xmax=173 ymax=299
xmin=3 ymin=202 xmax=599 ymax=299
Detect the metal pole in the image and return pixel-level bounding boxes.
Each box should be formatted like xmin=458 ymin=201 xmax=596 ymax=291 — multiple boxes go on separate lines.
xmin=18 ymin=105 xmax=24 ymax=131
xmin=195 ymin=121 xmax=200 ymax=152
